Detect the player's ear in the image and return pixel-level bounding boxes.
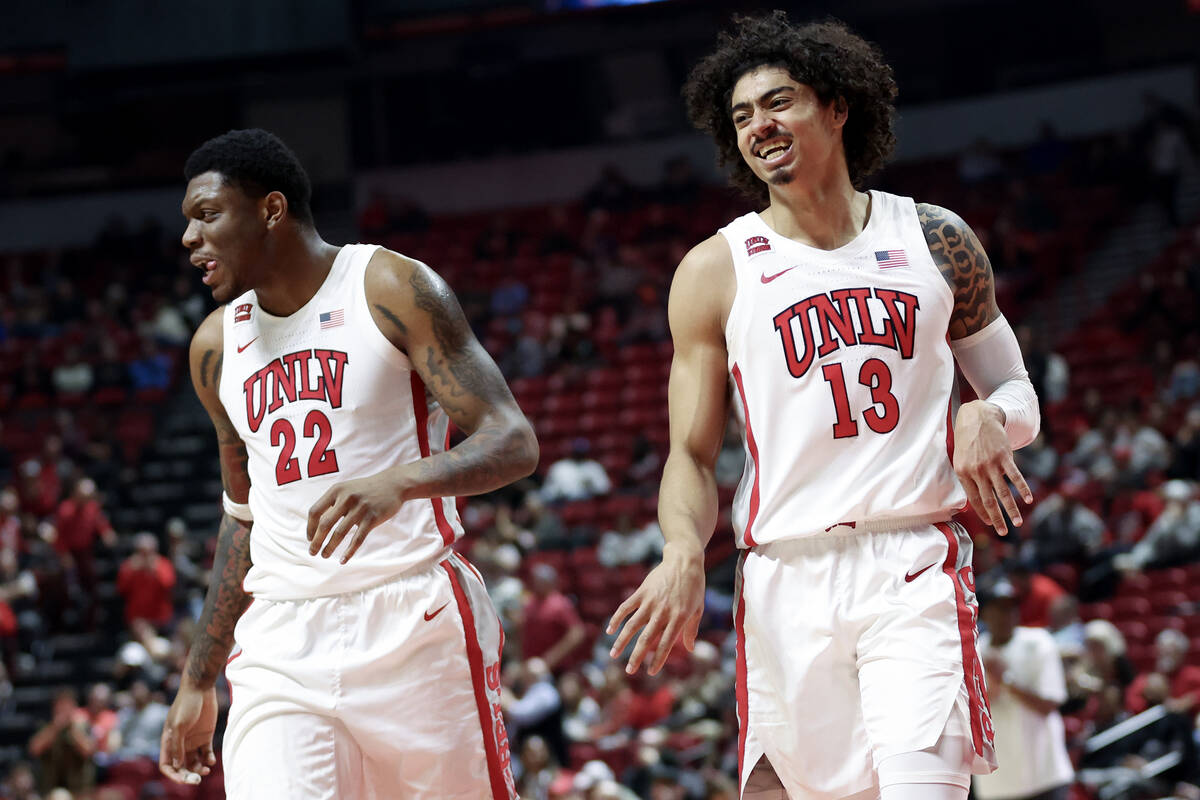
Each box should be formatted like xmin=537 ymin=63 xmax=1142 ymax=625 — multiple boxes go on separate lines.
xmin=830 ymin=96 xmax=848 ymax=128
xmin=263 ymin=191 xmax=288 ymax=228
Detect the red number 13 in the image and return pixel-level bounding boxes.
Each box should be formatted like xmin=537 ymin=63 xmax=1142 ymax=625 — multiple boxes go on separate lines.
xmin=820 ymin=358 xmax=900 ymax=439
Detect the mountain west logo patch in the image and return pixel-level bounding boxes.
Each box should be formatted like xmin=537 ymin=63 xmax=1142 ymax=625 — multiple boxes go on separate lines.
xmin=234 ymin=303 xmax=253 ymax=323
xmin=745 ymin=235 xmax=773 ymax=258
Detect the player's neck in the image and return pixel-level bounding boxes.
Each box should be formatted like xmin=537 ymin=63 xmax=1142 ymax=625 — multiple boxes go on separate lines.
xmin=253 ymin=228 xmax=341 ymax=317
xmin=761 ymin=171 xmax=868 ymax=251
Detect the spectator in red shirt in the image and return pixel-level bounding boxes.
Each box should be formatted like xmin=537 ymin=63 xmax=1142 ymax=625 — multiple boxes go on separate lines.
xmin=116 ymin=533 xmax=175 ymax=628
xmin=78 ymin=683 xmax=120 ymax=760
xmin=52 ymin=477 xmax=116 ymax=630
xmin=1008 ymin=562 xmax=1066 ymax=628
xmin=1125 ymin=628 xmax=1200 ymax=714
xmin=520 ymin=564 xmax=588 ymax=675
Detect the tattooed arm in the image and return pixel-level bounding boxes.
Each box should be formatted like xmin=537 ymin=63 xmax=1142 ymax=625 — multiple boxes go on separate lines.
xmin=918 ymin=203 xmax=1037 ymax=534
xmin=305 ymin=250 xmax=538 ymax=561
xmin=161 ymin=308 xmax=253 ymax=784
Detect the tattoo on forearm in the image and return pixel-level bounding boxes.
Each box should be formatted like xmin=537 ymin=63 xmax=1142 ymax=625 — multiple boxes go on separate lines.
xmin=407 ymin=423 xmax=538 ymax=498
xmin=917 ymin=203 xmax=1000 ymax=338
xmin=186 ymin=513 xmax=252 ymax=686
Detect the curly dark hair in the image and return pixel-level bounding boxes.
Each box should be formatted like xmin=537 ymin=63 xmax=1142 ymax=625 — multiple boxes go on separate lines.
xmin=184 ymin=128 xmax=313 ymax=225
xmin=683 ymin=12 xmax=898 ymax=203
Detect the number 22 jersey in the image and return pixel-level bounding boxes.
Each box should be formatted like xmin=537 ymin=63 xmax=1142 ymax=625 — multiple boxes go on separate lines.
xmin=217 ymin=244 xmax=463 ymax=600
xmin=719 ymin=190 xmax=967 ymax=548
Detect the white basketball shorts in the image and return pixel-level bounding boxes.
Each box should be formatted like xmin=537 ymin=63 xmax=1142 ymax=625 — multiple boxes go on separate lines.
xmin=222 ymin=552 xmax=517 ymax=800
xmin=735 ymin=520 xmax=997 ymax=800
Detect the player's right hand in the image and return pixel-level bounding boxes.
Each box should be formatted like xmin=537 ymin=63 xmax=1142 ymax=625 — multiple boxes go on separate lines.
xmin=159 ymin=681 xmax=218 ymax=785
xmin=606 ymin=542 xmax=706 ymax=676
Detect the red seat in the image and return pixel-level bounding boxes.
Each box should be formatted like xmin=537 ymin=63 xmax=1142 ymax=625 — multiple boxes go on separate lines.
xmin=1112 ymin=596 xmax=1151 ymax=620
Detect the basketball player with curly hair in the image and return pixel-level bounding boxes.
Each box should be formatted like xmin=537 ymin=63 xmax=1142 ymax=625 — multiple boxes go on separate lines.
xmin=609 ymin=13 xmax=1041 ymax=800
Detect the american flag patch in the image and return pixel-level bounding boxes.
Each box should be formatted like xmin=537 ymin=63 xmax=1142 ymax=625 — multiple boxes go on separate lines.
xmin=875 ymin=249 xmax=909 ymax=269
xmin=319 ymin=309 xmax=345 ymax=329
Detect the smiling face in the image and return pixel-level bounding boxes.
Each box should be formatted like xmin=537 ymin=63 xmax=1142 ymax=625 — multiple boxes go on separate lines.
xmin=180 ymin=171 xmax=274 ymax=303
xmin=730 ymin=66 xmax=847 ymax=192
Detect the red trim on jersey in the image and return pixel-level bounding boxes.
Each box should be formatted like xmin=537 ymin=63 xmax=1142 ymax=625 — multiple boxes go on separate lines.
xmin=936 ymin=522 xmax=989 ymax=757
xmin=731 ymin=364 xmax=760 ymax=548
xmin=733 ymin=567 xmax=750 ymax=782
xmin=410 ymin=373 xmax=456 ymax=546
xmin=441 ymin=559 xmax=514 ymax=800
xmin=945 ymin=334 xmax=957 ymax=470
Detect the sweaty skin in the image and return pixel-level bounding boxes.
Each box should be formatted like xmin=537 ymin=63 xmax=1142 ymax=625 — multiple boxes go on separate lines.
xmin=608 ymin=66 xmax=1030 ymax=676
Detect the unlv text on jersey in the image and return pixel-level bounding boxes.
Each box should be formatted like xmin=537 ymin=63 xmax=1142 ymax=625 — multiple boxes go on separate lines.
xmin=242 ymin=348 xmax=350 ymax=432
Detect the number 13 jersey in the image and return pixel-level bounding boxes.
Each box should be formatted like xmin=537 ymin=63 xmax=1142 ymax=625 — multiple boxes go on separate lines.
xmin=218 ymin=244 xmax=462 ymax=600
xmin=719 ymin=191 xmax=966 ymax=548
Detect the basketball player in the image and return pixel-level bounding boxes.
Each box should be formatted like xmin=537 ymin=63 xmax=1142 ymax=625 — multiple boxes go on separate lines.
xmin=158 ymin=129 xmax=537 ymax=799
xmin=608 ymin=14 xmax=1040 ymax=800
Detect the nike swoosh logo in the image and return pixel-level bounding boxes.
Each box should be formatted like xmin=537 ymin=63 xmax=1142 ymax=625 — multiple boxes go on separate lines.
xmin=904 ymin=563 xmax=936 ymax=583
xmin=424 ymin=603 xmax=449 ymax=621
xmin=236 ymin=337 xmax=258 ymax=353
xmin=760 ymin=266 xmax=797 ymax=284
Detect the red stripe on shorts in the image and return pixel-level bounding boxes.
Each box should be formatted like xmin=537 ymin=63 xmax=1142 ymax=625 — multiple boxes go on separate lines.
xmin=733 ymin=563 xmax=750 ymax=781
xmin=411 ymin=373 xmax=457 ymax=546
xmin=936 ymin=522 xmax=986 ymax=757
xmin=731 ymin=364 xmax=760 ymax=547
xmin=442 ymin=559 xmax=513 ymax=800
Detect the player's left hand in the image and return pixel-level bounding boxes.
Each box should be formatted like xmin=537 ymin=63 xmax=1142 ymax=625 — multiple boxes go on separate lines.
xmin=306 ymin=469 xmax=407 ymax=563
xmin=953 ymin=400 xmax=1032 ymax=536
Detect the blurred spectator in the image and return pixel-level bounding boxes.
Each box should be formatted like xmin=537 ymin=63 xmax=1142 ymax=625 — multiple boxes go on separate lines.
xmin=1068 ymin=620 xmax=1135 ymax=701
xmin=1168 ymin=406 xmax=1200 ymax=481
xmin=1145 ymin=103 xmax=1192 ymax=227
xmin=597 ymin=514 xmax=662 ymax=568
xmin=504 ymin=658 xmax=567 ymax=766
xmin=1025 ymin=122 xmax=1070 ymax=176
xmin=491 ymin=275 xmax=531 ymax=318
xmin=519 ymin=564 xmax=588 ymax=675
xmin=113 ymin=619 xmax=171 ymax=687
xmin=515 ymin=734 xmax=562 ymax=800
xmin=475 ymin=215 xmax=521 ymax=261
xmin=78 ymin=683 xmax=119 ymax=762
xmin=560 ymin=670 xmax=603 ymax=743
xmin=1 ymin=761 xmax=40 ymax=800
xmin=52 ymin=477 xmax=115 ymax=631
xmin=91 ymin=340 xmax=130 ymax=395
xmin=115 ymin=533 xmax=175 ymax=628
xmin=1026 ymin=480 xmax=1105 ymax=567
xmin=28 ymin=689 xmax=95 ymax=796
xmin=975 ymin=581 xmax=1073 ymax=800
xmin=618 ymin=285 xmax=668 ymax=346
xmin=112 ymin=680 xmax=168 ymax=764
xmin=1048 ymin=594 xmax=1085 ymax=656
xmin=538 ymin=207 xmax=576 ymax=256
xmin=1007 ymin=562 xmax=1068 ymax=629
xmin=1014 ymin=433 xmax=1059 ymax=494
xmin=1114 ymin=480 xmax=1200 ymax=573
xmin=625 ymin=434 xmax=662 ymax=492
xmin=126 ymin=339 xmax=171 ymax=392
xmin=541 ymin=439 xmax=611 ymax=504
xmin=50 ymin=347 xmax=93 ymax=397
xmin=18 ymin=459 xmax=60 ymax=519
xmin=1125 ymin=629 xmax=1200 ymax=715
xmin=164 ymin=518 xmax=203 ymax=620
xmin=1120 ymin=406 xmax=1172 ymax=486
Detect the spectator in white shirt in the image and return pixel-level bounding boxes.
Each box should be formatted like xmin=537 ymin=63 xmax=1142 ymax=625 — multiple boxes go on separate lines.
xmin=540 ymin=438 xmax=611 ymax=503
xmin=974 ymin=580 xmax=1074 ymax=800
xmin=597 ymin=514 xmax=663 ymax=568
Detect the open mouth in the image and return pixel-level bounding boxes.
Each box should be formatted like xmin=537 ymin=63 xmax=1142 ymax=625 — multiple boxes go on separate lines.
xmin=756 ymin=140 xmax=793 ymax=163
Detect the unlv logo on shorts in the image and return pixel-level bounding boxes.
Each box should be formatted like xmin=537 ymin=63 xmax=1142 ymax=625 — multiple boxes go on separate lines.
xmin=745 ymin=236 xmax=772 ymax=258
xmin=234 ymin=303 xmax=253 ymax=323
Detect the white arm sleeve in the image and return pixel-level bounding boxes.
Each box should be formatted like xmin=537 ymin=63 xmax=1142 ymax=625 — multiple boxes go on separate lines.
xmin=222 ymin=491 xmax=253 ymax=523
xmin=949 ymin=315 xmax=1041 ymax=450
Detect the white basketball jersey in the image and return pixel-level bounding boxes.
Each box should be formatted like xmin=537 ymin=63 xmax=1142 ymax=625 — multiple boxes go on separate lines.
xmin=218 ymin=244 xmax=462 ymax=600
xmin=720 ymin=190 xmax=966 ymax=547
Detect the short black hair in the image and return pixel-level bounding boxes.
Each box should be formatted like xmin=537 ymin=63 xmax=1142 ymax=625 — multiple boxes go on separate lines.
xmin=683 ymin=12 xmax=898 ymax=203
xmin=184 ymin=129 xmax=313 ymax=225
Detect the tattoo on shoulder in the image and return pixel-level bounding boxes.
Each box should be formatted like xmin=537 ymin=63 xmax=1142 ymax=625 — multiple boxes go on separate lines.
xmin=373 ymin=302 xmax=408 ymax=337
xmin=916 ymin=202 xmax=1000 ymax=338
xmin=214 ymin=353 xmax=223 ymax=387
xmin=407 ymin=266 xmax=507 ymax=417
xmin=199 ymin=349 xmax=214 ymax=388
